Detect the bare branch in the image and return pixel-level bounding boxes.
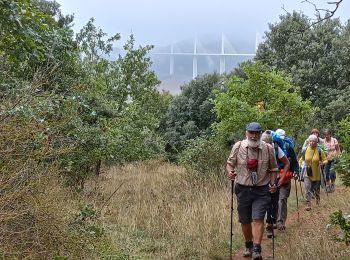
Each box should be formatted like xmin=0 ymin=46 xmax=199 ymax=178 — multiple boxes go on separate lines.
xmin=303 ymin=0 xmax=343 ymax=25
xmin=281 ymin=0 xmax=343 ymax=35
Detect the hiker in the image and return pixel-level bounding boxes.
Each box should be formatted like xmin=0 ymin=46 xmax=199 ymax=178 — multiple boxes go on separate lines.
xmin=302 ymin=128 xmax=324 ymax=149
xmin=323 ymin=129 xmax=341 ymax=192
xmin=227 ymin=122 xmax=278 ymax=259
xmin=261 ymin=130 xmax=289 ymax=238
xmin=300 ymin=134 xmax=328 ymax=211
xmin=275 ymin=129 xmax=299 ymax=231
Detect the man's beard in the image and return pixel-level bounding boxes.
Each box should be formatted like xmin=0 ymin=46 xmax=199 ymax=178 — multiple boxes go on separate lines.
xmin=247 ymin=139 xmax=261 ymax=148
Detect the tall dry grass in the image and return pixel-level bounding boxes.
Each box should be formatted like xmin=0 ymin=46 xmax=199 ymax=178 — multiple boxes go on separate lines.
xmin=85 ymin=159 xmax=242 ymax=259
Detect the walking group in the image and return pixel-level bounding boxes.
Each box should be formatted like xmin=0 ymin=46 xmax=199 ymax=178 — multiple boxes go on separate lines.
xmin=226 ymin=122 xmax=341 ymax=260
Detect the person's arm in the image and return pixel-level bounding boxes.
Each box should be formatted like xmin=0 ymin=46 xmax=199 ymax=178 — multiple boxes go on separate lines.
xmin=287 ymin=146 xmax=299 ymax=173
xmin=267 ymin=144 xmax=279 ymax=192
xmin=278 ymin=155 xmax=290 ymax=187
xmin=335 ymin=144 xmax=341 ymax=155
xmin=302 ymin=139 xmax=309 ymax=150
xmin=226 ymin=141 xmax=241 ymax=180
xmin=334 ymin=138 xmax=341 ymax=155
xmin=320 ymin=150 xmax=328 ymax=166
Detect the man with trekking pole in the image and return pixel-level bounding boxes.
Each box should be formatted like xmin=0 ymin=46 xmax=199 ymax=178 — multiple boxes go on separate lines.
xmin=227 ymin=122 xmax=278 ymax=260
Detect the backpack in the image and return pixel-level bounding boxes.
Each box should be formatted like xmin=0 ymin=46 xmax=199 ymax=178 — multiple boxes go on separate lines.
xmin=284 ymin=136 xmax=295 ymax=149
xmin=273 ymin=134 xmax=299 ymax=184
xmin=273 ymin=135 xmax=299 ymax=172
xmin=271 ymin=131 xmax=287 ymax=154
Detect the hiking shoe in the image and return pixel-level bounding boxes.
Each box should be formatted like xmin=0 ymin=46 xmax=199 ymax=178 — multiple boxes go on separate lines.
xmin=266 ymin=225 xmax=273 ymax=238
xmin=277 ymin=221 xmax=286 ymax=231
xmin=242 ymin=241 xmax=253 ymax=257
xmin=252 ymin=251 xmax=263 ymax=260
xmin=252 ymin=244 xmax=263 ymax=260
xmin=330 ymin=183 xmax=335 ymax=192
xmin=305 ymin=201 xmax=311 ymax=211
xmin=316 ymin=198 xmax=320 ymax=206
xmin=325 ymin=185 xmax=331 ymax=193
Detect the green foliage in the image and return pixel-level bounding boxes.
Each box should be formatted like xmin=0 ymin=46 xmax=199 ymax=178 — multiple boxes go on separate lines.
xmin=0 ymin=0 xmax=54 ymax=63
xmin=255 ymin=11 xmax=350 ymax=127
xmin=165 ymin=73 xmax=222 ymax=160
xmin=335 ymin=153 xmax=350 ymax=187
xmin=329 ymin=210 xmax=350 ymax=245
xmin=213 ymin=63 xmax=313 ymax=142
xmin=1 ymin=1 xmax=166 ymax=182
xmin=70 ymin=204 xmax=105 ymax=238
xmin=316 ymin=87 xmax=350 ymax=132
xmin=49 ymin=19 xmax=164 ymax=184
xmin=0 ymin=0 xmax=76 ymax=77
xmin=53 ymin=257 xmax=69 ymax=260
xmin=337 ymin=113 xmax=350 ymax=151
xmin=179 ymin=136 xmax=228 ymax=182
xmin=334 ymin=114 xmax=350 ymax=186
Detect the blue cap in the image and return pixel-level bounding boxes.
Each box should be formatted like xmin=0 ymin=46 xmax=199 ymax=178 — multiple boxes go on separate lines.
xmin=246 ymin=122 xmax=262 ymax=132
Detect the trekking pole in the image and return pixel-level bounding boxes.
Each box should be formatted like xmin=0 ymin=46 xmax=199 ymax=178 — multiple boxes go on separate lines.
xmin=230 ymin=180 xmax=234 ymax=259
xmin=271 ymin=204 xmax=275 ymax=259
xmin=299 ymin=181 xmax=305 ymax=199
xmin=270 ymin=182 xmax=277 ymax=259
xmin=294 ymin=179 xmax=300 ymax=222
xmin=321 ymin=166 xmax=328 ymax=198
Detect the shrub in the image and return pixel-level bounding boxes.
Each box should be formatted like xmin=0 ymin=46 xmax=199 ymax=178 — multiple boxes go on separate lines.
xmin=179 ymin=136 xmax=228 ymax=182
xmin=334 ymin=114 xmax=350 ymax=186
xmin=329 ymin=210 xmax=350 ymax=245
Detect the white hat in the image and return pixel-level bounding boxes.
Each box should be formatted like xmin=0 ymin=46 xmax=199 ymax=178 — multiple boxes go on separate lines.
xmin=276 ymin=129 xmax=286 ymax=139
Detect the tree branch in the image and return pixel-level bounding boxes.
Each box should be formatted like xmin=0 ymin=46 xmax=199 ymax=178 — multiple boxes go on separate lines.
xmin=281 ymin=0 xmax=343 ymax=34
xmin=302 ymin=0 xmax=343 ymax=25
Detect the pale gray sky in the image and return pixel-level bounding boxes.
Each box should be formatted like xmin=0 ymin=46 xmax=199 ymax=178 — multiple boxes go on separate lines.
xmin=57 ymin=0 xmax=350 ymax=47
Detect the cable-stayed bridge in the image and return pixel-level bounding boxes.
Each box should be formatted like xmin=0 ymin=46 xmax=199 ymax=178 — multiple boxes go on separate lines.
xmin=150 ymin=33 xmax=259 ymax=79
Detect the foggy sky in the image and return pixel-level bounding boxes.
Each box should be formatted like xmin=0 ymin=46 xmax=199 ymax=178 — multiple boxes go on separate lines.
xmin=57 ymin=0 xmax=350 ymax=47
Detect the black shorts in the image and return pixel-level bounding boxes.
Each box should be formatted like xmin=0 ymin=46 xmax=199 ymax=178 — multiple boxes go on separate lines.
xmin=235 ymin=184 xmax=271 ymax=224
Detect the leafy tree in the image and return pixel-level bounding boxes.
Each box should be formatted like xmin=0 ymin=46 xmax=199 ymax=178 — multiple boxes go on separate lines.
xmin=255 ymin=11 xmax=350 ymax=120
xmin=0 ymin=0 xmax=54 ymax=63
xmin=213 ymin=63 xmax=313 ymax=143
xmin=57 ymin=19 xmax=163 ymax=180
xmin=164 ymin=73 xmax=222 ymax=160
